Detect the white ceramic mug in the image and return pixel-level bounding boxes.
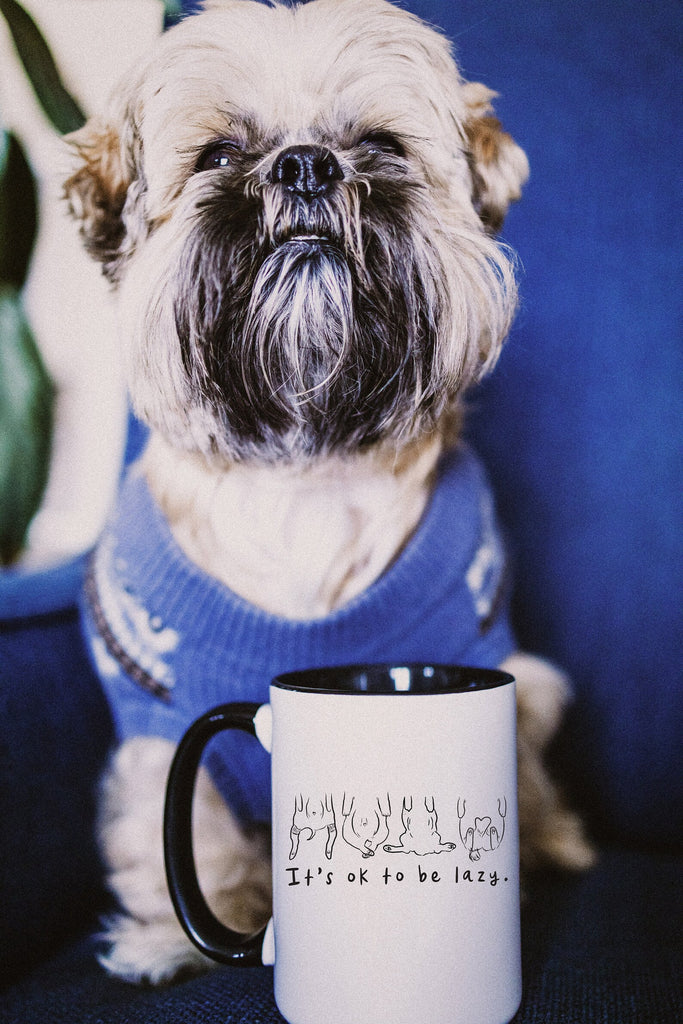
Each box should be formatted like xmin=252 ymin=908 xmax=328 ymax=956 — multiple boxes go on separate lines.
xmin=164 ymin=664 xmax=521 ymax=1024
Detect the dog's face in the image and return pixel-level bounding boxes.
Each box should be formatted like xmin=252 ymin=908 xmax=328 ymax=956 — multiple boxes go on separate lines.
xmin=66 ymin=0 xmax=528 ymax=463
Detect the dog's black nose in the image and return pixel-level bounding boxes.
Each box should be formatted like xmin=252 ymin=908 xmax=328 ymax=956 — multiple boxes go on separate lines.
xmin=271 ymin=145 xmax=343 ymax=198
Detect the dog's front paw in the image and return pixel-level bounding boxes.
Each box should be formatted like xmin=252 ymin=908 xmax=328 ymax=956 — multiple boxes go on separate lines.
xmin=517 ymin=753 xmax=598 ymax=874
xmin=533 ymin=806 xmax=598 ymax=872
xmin=98 ymin=914 xmax=214 ymax=985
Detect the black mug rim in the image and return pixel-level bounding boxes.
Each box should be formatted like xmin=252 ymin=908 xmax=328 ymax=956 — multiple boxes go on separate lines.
xmin=272 ymin=663 xmax=514 ymax=696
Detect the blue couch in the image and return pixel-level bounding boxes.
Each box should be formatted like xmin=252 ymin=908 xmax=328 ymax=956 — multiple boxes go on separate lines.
xmin=1 ymin=1 xmax=680 ymax=1020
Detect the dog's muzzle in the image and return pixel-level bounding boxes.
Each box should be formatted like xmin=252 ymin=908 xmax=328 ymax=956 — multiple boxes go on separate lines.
xmin=268 ymin=145 xmax=345 ymax=248
xmin=170 ymin=139 xmax=453 ymax=460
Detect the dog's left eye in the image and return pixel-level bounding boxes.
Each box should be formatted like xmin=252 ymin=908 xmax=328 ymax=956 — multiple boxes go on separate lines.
xmin=195 ymin=141 xmax=241 ymax=172
xmin=357 ymin=132 xmax=405 ymax=158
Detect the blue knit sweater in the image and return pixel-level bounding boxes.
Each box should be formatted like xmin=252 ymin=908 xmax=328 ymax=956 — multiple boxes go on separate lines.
xmin=81 ymin=444 xmax=515 ymax=823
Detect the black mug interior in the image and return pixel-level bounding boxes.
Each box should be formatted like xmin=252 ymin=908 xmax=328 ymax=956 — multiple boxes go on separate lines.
xmin=272 ymin=663 xmax=514 ymax=695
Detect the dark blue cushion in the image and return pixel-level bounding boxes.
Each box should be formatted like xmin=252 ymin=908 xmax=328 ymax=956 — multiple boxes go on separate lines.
xmin=0 ymin=605 xmax=113 ymax=980
xmin=1 ymin=849 xmax=680 ymax=1023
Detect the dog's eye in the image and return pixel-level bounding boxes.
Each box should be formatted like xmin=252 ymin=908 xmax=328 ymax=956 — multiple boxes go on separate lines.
xmin=357 ymin=132 xmax=405 ymax=158
xmin=195 ymin=141 xmax=241 ymax=172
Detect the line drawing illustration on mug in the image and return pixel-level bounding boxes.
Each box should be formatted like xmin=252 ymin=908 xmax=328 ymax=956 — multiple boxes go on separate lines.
xmin=383 ymin=796 xmax=457 ymax=855
xmin=289 ymin=794 xmax=337 ymax=860
xmin=457 ymin=797 xmax=507 ymax=861
xmin=288 ymin=793 xmax=511 ymax=861
xmin=341 ymin=793 xmax=392 ymax=858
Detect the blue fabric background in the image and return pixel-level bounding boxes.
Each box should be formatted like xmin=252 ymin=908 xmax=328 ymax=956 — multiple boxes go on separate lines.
xmin=404 ymin=0 xmax=681 ymax=845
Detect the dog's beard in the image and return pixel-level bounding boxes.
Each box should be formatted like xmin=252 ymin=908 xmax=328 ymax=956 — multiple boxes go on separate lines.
xmin=169 ymin=172 xmax=450 ymax=461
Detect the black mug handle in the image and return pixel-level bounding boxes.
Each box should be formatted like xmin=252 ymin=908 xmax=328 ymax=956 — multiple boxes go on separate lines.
xmin=163 ymin=702 xmax=268 ymax=966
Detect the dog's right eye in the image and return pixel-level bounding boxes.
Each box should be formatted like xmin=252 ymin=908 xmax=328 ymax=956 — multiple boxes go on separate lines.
xmin=195 ymin=141 xmax=240 ymax=172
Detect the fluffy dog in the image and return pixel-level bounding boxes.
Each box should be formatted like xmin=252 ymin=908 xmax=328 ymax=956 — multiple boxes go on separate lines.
xmin=65 ymin=0 xmax=594 ymax=984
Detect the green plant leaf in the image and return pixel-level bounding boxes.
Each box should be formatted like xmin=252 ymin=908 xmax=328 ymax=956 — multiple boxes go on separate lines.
xmin=0 ymin=128 xmax=38 ymax=290
xmin=0 ymin=283 xmax=53 ymax=564
xmin=0 ymin=0 xmax=85 ymax=135
xmin=164 ymin=0 xmax=183 ymax=19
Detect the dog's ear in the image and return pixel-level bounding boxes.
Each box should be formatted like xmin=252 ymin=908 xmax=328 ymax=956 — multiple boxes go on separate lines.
xmin=462 ymin=82 xmax=529 ymax=233
xmin=63 ymin=110 xmax=142 ymax=284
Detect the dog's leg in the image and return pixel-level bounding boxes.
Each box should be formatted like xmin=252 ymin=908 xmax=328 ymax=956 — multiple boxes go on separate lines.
xmin=324 ymin=822 xmax=337 ymax=860
xmin=501 ymin=652 xmax=596 ymax=872
xmin=289 ymin=825 xmax=303 ymax=860
xmin=97 ymin=736 xmax=271 ymax=984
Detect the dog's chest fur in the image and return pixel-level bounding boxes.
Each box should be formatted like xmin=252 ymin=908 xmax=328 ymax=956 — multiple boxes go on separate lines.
xmin=143 ymin=434 xmax=442 ymax=619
